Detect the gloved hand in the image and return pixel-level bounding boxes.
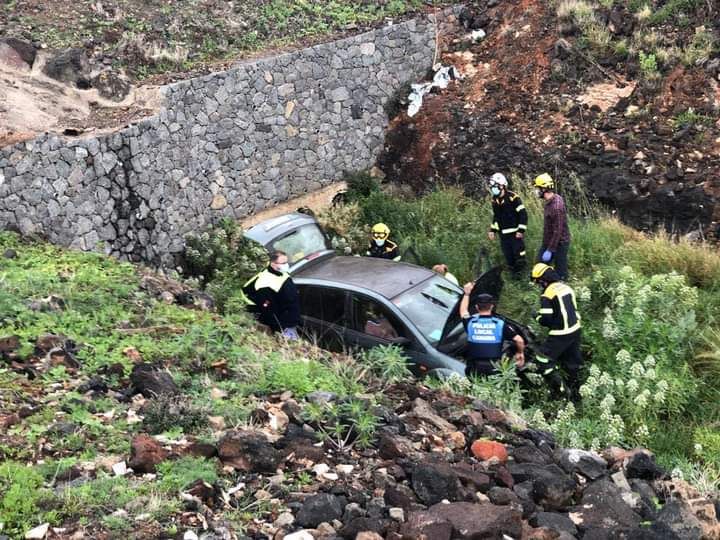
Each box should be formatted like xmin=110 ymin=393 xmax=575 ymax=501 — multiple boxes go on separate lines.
xmin=541 ymin=249 xmax=553 ymax=262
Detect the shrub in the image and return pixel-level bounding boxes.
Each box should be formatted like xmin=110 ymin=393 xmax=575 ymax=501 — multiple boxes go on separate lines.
xmin=682 ymin=27 xmax=717 ymax=66
xmin=362 ymin=345 xmax=413 ymax=386
xmin=671 ymin=108 xmax=713 ymax=131
xmin=142 ymin=394 xmax=210 ymax=435
xmin=182 ymin=218 xmax=268 ymax=309
xmin=303 ymin=398 xmax=379 ymax=450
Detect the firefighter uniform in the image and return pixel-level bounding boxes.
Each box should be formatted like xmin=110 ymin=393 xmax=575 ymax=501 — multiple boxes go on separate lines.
xmin=533 ymin=268 xmax=582 ymax=400
xmin=366 ymin=239 xmax=400 ymax=260
xmin=490 ymin=191 xmax=528 ymax=274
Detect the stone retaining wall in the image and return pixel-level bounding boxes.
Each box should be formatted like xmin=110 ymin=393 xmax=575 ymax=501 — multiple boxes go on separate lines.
xmin=0 ymin=10 xmax=458 ymax=266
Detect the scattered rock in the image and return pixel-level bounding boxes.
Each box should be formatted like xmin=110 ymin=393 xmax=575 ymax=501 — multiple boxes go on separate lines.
xmin=24 ymin=523 xmax=49 ymax=539
xmin=378 ymin=432 xmax=415 ymax=460
xmin=401 ymin=510 xmax=453 ymax=540
xmin=306 ymin=391 xmax=337 ymax=405
xmin=296 ymin=493 xmax=344 ymax=528
xmin=0 ymin=38 xmax=36 ymax=70
xmin=655 ymin=500 xmax=704 ymax=540
xmin=130 ymin=363 xmax=179 ymax=398
xmin=556 ymin=448 xmax=608 ymax=480
xmin=42 ymin=48 xmax=91 ymax=87
xmin=625 ymin=452 xmax=664 ymax=481
xmin=471 ymin=439 xmax=508 ymax=463
xmin=217 ymin=430 xmax=280 ymax=472
xmin=282 ymin=531 xmax=314 ymax=540
xmin=570 ymin=479 xmax=642 ymax=531
xmin=128 ymin=434 xmax=168 ymax=473
xmin=530 ymin=511 xmax=578 ymax=536
xmin=532 ymin=474 xmax=577 ymax=510
xmin=426 ymin=501 xmax=523 ymax=539
xmin=411 ymin=462 xmax=463 ymax=505
xmin=91 ymin=69 xmax=132 ymax=102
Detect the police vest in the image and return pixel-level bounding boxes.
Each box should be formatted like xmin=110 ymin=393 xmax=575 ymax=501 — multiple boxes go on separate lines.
xmin=466 ymin=316 xmax=504 ymax=359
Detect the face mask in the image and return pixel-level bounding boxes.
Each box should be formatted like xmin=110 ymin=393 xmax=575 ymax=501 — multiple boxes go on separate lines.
xmin=276 ymin=263 xmax=290 ymax=273
xmin=536 ymin=188 xmax=544 ymax=199
xmin=490 ymin=186 xmax=501 ymax=196
xmin=374 ymin=239 xmax=386 ymax=247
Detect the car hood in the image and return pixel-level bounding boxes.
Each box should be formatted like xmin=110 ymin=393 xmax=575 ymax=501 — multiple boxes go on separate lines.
xmin=438 ymin=266 xmax=504 ymax=346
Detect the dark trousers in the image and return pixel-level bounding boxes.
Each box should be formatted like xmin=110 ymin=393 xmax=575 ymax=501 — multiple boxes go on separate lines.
xmin=536 ymin=330 xmax=582 ymax=399
xmin=500 ymin=234 xmax=526 ymax=275
xmin=466 ymin=358 xmax=500 ymax=378
xmin=538 ymin=241 xmax=570 ymax=280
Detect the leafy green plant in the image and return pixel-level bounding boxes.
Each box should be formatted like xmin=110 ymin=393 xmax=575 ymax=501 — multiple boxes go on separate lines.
xmin=303 ymin=399 xmax=379 ymax=451
xmin=671 ymin=108 xmax=713 ymax=131
xmin=638 ymin=50 xmax=660 ymax=79
xmin=362 ymin=345 xmax=413 ymax=386
xmin=0 ymin=462 xmax=56 ymax=537
xmin=182 ymin=218 xmax=268 ymax=309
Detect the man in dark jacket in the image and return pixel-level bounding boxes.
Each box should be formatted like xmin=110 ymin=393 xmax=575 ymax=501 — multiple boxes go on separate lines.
xmin=459 ymin=285 xmax=525 ymax=378
xmin=487 ymin=172 xmax=528 ymax=276
xmin=533 ymin=173 xmax=571 ymax=280
xmin=243 ymin=251 xmax=300 ymax=339
xmin=531 ymin=263 xmax=582 ymax=401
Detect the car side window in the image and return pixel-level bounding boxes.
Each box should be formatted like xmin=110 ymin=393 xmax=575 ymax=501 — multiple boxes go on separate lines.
xmin=299 ymin=286 xmax=346 ymax=325
xmin=351 ymin=295 xmax=403 ymax=341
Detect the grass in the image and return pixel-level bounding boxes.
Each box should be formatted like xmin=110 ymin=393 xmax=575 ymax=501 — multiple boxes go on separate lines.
xmin=328 ymin=179 xmax=720 ymax=485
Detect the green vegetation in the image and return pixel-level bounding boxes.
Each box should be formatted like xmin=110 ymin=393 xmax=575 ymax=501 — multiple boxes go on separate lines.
xmin=672 ymin=107 xmax=713 ymax=131
xmin=9 ymin=0 xmax=445 ymax=80
xmin=323 ymin=175 xmax=720 ymax=487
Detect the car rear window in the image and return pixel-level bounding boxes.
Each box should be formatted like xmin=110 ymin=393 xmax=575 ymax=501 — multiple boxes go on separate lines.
xmin=393 ymin=278 xmax=460 ymax=345
xmin=271 ymin=224 xmax=329 ymax=267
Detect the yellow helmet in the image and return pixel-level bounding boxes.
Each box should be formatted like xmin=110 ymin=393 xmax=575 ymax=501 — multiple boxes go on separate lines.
xmin=533 ymin=173 xmax=555 ymax=190
xmin=371 ymin=223 xmax=390 ymax=239
xmin=531 ymin=263 xmax=553 ymax=280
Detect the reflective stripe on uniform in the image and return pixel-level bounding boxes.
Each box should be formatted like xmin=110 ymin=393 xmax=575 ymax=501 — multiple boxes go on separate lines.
xmin=519 ymin=251 xmax=527 ymax=257
xmin=549 ymin=322 xmax=582 ymax=336
xmin=518 ymin=224 xmax=527 ymax=230
xmin=254 ymin=270 xmax=289 ymax=292
xmin=538 ymin=308 xmax=554 ymax=314
xmin=491 ymin=223 xmax=499 ymax=231
xmin=501 ymin=227 xmax=518 ymax=234
xmin=516 ymin=205 xmax=525 ymax=212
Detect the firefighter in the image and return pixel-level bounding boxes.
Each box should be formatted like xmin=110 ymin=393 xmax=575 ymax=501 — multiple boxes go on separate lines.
xmin=531 ymin=262 xmax=582 ymax=401
xmin=533 ymin=173 xmax=571 ymax=280
xmin=366 ymin=223 xmax=400 ymax=261
xmin=487 ymin=173 xmax=528 ymax=276
xmin=459 ymin=286 xmax=525 ymax=378
xmin=243 ymin=250 xmax=301 ymax=339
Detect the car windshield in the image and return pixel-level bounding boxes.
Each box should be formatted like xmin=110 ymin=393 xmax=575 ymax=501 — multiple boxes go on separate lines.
xmin=393 ymin=277 xmax=461 ymax=345
xmin=271 ymin=224 xmax=329 ymax=267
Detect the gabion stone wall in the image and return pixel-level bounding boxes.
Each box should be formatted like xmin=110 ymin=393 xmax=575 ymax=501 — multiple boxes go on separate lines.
xmin=0 ymin=11 xmax=458 ymax=266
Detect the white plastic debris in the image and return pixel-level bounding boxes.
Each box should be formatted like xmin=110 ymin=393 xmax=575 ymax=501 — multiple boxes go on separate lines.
xmin=470 ymin=29 xmax=486 ymax=42
xmin=25 ymin=523 xmax=50 ymax=539
xmin=407 ymin=65 xmax=463 ymax=117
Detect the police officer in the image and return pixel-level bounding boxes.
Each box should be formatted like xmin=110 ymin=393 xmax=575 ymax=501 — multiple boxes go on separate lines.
xmin=366 ymin=223 xmax=400 ymax=261
xmin=487 ymin=173 xmax=528 ymax=276
xmin=531 ymin=263 xmax=582 ymax=401
xmin=243 ymin=250 xmax=301 ymax=339
xmin=459 ymin=284 xmax=525 ymax=378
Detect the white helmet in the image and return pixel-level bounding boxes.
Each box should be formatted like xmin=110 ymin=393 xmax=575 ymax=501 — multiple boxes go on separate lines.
xmin=490 ymin=172 xmax=508 ymax=187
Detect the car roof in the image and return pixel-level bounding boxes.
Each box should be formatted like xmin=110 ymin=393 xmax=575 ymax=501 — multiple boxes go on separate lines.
xmin=294 ymin=256 xmax=436 ymax=299
xmin=244 ymin=212 xmax=319 ymax=247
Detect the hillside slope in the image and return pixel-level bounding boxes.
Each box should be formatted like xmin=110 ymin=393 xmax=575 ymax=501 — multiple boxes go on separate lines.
xmin=377 ymin=0 xmax=720 ymax=235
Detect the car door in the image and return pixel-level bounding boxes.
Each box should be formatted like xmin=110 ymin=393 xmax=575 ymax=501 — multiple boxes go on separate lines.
xmin=297 ymin=284 xmax=348 ymax=351
xmin=344 ymin=293 xmax=428 ymax=368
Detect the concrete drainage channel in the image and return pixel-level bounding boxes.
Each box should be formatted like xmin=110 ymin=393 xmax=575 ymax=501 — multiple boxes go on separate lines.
xmin=0 ymin=8 xmax=461 ymax=268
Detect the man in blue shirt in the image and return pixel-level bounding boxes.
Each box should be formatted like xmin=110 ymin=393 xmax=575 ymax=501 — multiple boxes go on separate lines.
xmin=459 ymin=285 xmax=525 ymax=378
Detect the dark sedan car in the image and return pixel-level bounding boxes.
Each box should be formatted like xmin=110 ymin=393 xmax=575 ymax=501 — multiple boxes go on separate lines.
xmin=245 ymin=212 xmax=523 ymax=377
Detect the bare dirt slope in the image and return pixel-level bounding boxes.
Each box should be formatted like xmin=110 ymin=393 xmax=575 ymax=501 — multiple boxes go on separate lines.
xmin=378 ymin=0 xmax=720 ymax=236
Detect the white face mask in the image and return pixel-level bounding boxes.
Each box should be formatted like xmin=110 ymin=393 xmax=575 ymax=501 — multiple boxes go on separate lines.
xmin=374 ymin=239 xmax=386 ymax=247
xmin=276 ymin=263 xmax=290 ymax=273
xmin=490 ymin=186 xmax=501 ymax=196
